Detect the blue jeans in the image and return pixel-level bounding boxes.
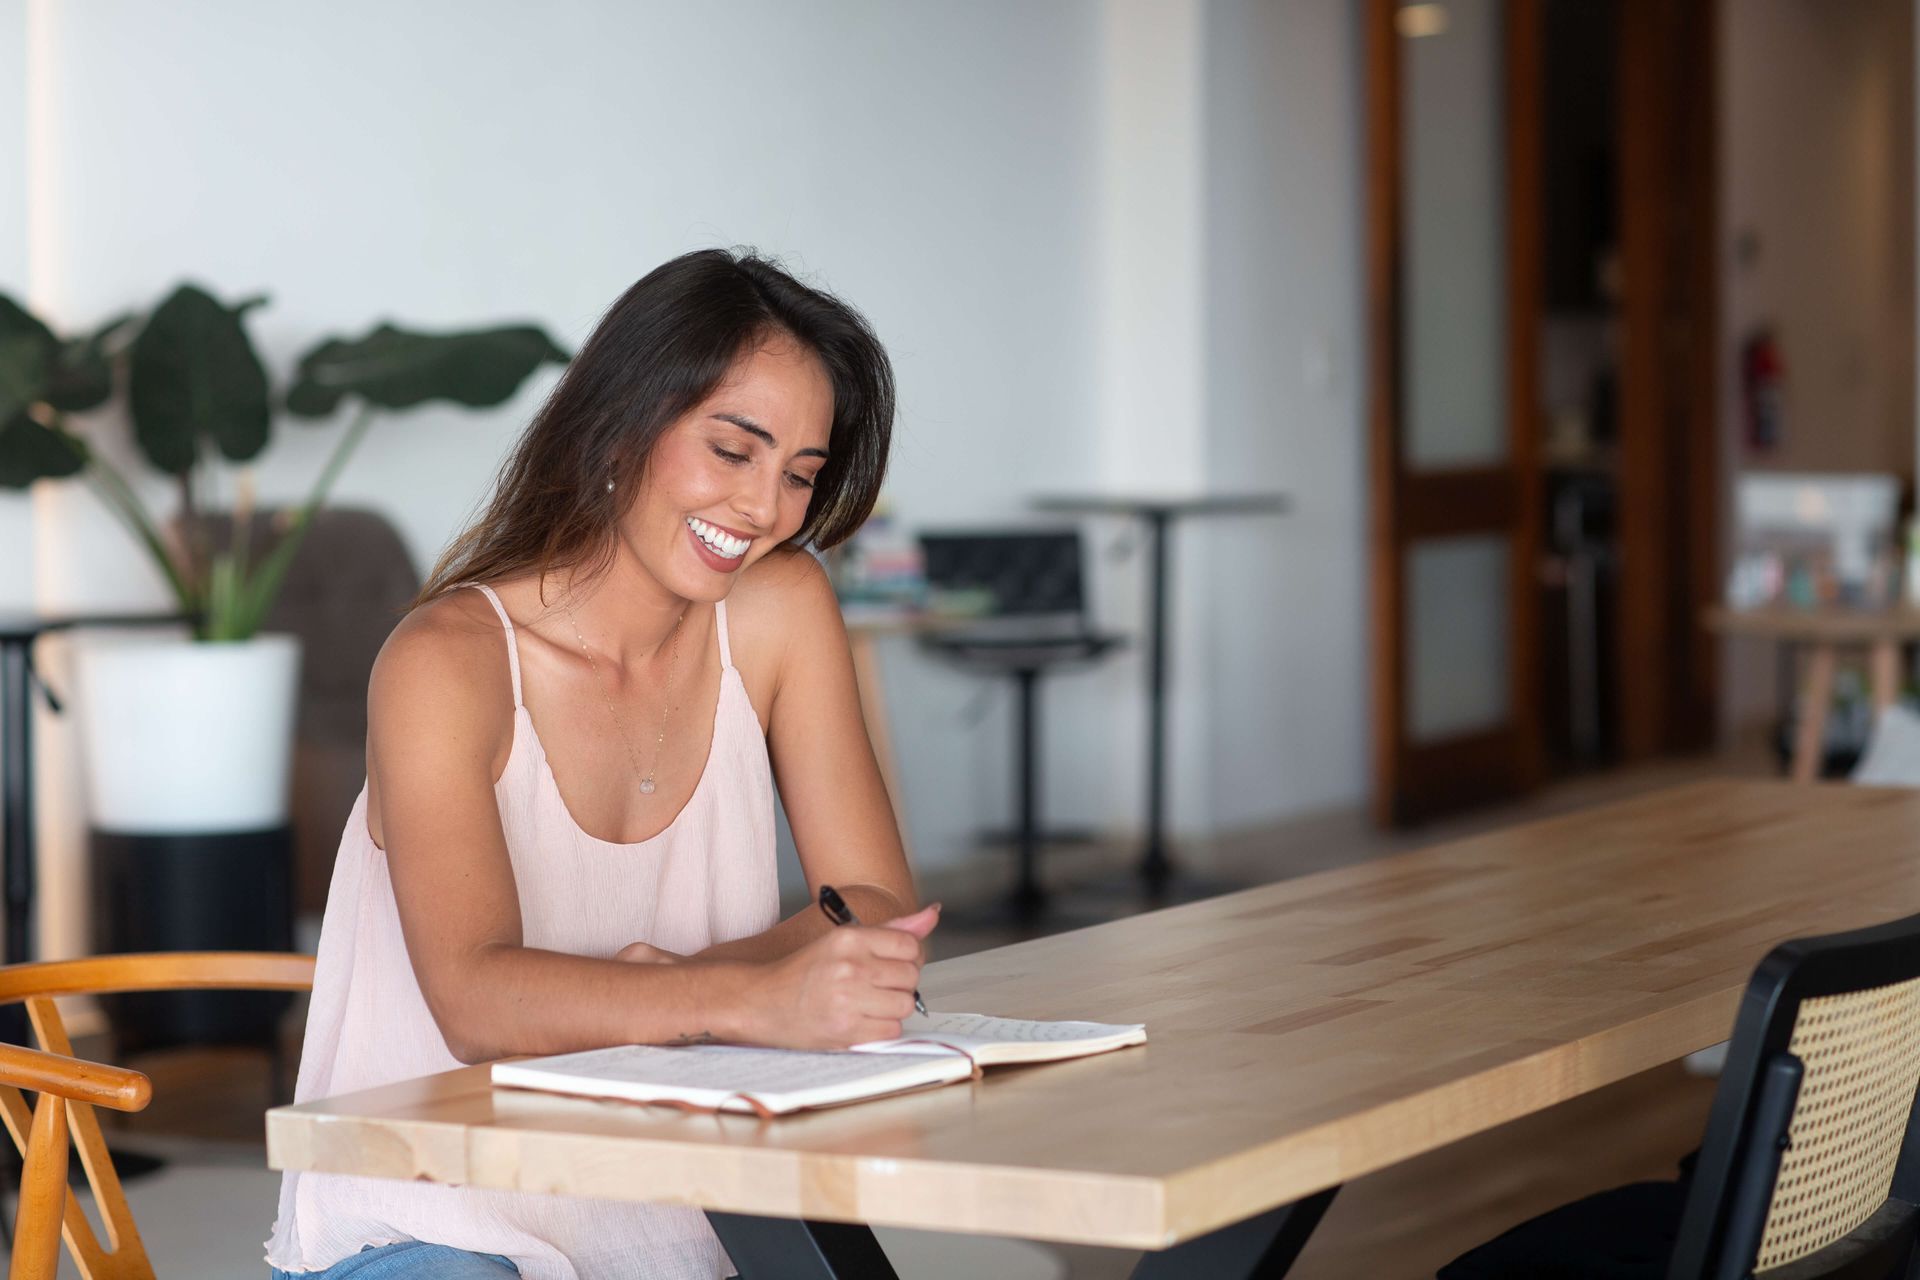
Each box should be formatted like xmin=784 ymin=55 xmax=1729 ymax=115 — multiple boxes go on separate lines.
xmin=272 ymin=1240 xmax=520 ymax=1279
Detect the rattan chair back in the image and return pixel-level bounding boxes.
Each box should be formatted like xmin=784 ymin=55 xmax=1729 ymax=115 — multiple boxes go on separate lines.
xmin=1670 ymin=912 xmax=1920 ymax=1278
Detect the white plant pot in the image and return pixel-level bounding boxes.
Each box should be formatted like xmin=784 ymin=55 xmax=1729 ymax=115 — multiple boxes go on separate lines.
xmin=74 ymin=633 xmax=303 ymax=834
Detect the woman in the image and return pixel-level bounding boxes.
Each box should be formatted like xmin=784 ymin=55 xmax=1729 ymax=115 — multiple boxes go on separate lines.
xmin=267 ymin=249 xmax=936 ymax=1280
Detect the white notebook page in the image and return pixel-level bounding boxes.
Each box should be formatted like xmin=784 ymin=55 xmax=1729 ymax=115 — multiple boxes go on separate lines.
xmin=855 ymin=1012 xmax=1147 ymax=1059
xmin=492 ymin=1043 xmax=969 ymax=1113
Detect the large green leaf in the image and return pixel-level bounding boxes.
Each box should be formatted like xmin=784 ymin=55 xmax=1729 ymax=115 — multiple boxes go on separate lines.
xmin=0 ymin=411 xmax=87 ymax=489
xmin=129 ymin=284 xmax=271 ymax=472
xmin=284 ymin=322 xmax=569 ymax=418
xmin=0 ymin=295 xmax=57 ymax=348
xmin=0 ymin=295 xmax=59 ymax=425
xmin=0 ymin=335 xmax=48 ymax=427
xmin=45 ymin=312 xmax=135 ymax=413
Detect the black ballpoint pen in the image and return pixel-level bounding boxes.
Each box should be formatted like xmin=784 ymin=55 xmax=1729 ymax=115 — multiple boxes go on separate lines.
xmin=818 ymin=884 xmax=928 ymax=1017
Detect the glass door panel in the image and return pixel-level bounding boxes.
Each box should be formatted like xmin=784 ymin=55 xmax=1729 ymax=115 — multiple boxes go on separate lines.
xmin=1407 ymin=535 xmax=1512 ymax=743
xmin=1401 ymin=0 xmax=1510 ymax=472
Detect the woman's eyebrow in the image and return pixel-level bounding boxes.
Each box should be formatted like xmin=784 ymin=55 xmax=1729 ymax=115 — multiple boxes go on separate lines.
xmin=709 ymin=412 xmax=829 ymax=460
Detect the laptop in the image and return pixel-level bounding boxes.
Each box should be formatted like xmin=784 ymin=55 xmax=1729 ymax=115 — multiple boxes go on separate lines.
xmin=917 ymin=529 xmax=1094 ymax=644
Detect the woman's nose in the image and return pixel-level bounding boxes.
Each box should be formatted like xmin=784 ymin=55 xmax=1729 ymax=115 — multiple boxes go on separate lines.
xmin=733 ymin=468 xmax=780 ymax=530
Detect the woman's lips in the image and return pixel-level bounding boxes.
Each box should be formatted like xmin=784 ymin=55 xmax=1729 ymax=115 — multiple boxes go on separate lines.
xmin=686 ymin=521 xmax=748 ymax=573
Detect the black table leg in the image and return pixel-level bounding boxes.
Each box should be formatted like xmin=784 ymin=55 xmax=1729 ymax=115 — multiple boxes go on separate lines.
xmin=1129 ymin=1185 xmax=1339 ymax=1280
xmin=708 ymin=1189 xmax=1336 ymax=1280
xmin=706 ymin=1213 xmax=899 ymax=1279
xmin=1032 ymin=492 xmax=1288 ymax=900
xmin=0 ymin=637 xmax=33 ymax=1047
xmin=1141 ymin=509 xmax=1172 ymax=897
xmin=2 ymin=636 xmax=32 ymax=966
xmin=1012 ymin=666 xmax=1045 ymax=918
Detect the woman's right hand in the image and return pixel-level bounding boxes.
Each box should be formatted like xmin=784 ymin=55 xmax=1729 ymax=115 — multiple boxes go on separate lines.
xmin=748 ymin=910 xmax=934 ymax=1049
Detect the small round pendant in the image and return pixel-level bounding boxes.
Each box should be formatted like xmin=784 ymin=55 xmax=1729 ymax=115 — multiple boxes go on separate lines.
xmin=639 ymin=777 xmax=657 ymax=795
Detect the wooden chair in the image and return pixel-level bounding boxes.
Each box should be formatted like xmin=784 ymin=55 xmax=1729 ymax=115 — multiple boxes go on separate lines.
xmin=0 ymin=952 xmax=315 ymax=1280
xmin=1439 ymin=910 xmax=1920 ymax=1279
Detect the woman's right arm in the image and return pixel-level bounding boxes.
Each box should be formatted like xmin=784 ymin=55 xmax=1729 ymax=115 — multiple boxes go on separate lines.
xmin=367 ymin=604 xmax=922 ymax=1064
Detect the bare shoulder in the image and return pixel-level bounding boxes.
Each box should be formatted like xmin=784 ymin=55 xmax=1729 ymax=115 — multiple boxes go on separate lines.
xmin=368 ymin=590 xmax=517 ymax=755
xmin=728 ymin=545 xmax=840 ymax=637
xmin=724 ymin=546 xmax=845 ymax=695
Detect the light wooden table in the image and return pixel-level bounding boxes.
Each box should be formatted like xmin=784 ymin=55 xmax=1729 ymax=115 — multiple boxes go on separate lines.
xmin=268 ymin=780 xmax=1920 ymax=1278
xmin=1706 ymin=604 xmax=1920 ymax=782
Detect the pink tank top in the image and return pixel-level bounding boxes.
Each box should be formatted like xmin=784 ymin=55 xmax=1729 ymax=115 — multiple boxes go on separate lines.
xmin=267 ymin=584 xmax=779 ymax=1280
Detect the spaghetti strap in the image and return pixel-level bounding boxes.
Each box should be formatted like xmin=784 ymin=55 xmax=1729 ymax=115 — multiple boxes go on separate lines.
xmin=468 ymin=584 xmax=524 ymax=708
xmin=714 ymin=599 xmax=734 ymax=671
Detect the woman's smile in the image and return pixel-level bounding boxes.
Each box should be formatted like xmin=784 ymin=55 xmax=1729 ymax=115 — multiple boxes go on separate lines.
xmin=685 ymin=516 xmax=752 ymax=571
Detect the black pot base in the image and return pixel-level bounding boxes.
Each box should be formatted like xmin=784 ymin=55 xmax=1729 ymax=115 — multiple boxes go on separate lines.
xmin=90 ymin=825 xmax=295 ymax=1053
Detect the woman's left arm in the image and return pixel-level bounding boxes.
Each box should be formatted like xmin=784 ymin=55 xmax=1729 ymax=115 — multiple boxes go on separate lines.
xmin=691 ymin=552 xmax=926 ymax=965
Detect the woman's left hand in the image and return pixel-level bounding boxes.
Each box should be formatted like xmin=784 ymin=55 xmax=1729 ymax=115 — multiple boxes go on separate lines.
xmin=614 ymin=941 xmax=686 ymax=965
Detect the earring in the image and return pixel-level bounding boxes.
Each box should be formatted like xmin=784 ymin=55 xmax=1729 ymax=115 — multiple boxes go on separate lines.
xmin=606 ymin=478 xmax=615 ymax=493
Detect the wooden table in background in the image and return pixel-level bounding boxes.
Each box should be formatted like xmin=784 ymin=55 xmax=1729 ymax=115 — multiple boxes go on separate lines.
xmin=268 ymin=781 xmax=1920 ymax=1278
xmin=842 ymin=611 xmax=971 ymax=837
xmin=1706 ymin=605 xmax=1920 ymax=781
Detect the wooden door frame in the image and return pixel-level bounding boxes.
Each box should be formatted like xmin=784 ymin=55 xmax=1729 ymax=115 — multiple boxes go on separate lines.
xmin=1617 ymin=0 xmax=1720 ymax=759
xmin=1369 ymin=0 xmax=1722 ymax=824
xmin=1367 ymin=0 xmax=1545 ymax=826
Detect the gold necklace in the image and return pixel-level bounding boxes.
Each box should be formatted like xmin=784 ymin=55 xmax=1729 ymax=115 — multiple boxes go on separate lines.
xmin=566 ymin=605 xmax=686 ymax=796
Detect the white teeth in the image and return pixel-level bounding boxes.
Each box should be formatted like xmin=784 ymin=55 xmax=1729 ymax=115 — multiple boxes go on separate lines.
xmin=686 ymin=517 xmax=747 ymax=559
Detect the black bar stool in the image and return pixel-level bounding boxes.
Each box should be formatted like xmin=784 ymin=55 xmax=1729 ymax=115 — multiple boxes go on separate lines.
xmin=917 ymin=530 xmax=1125 ymax=917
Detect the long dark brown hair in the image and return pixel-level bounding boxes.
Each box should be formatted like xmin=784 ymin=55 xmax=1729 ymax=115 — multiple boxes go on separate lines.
xmin=416 ymin=248 xmax=894 ymax=606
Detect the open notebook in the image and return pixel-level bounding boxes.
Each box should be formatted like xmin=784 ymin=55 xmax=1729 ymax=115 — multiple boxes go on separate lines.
xmin=490 ymin=1012 xmax=1147 ymax=1116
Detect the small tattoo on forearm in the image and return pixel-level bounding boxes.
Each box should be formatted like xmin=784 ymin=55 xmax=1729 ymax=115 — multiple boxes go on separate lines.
xmin=668 ymin=1030 xmax=718 ymax=1046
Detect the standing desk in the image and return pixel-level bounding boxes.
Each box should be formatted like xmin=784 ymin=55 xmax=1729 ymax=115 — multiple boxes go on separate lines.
xmin=269 ymin=780 xmax=1920 ymax=1277
xmin=1029 ymin=493 xmax=1289 ymax=901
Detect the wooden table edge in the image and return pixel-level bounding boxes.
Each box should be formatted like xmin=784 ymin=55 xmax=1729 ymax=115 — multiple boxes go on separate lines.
xmin=266 ymin=1087 xmax=1176 ymax=1251
xmin=1703 ymin=604 xmax=1920 ymax=642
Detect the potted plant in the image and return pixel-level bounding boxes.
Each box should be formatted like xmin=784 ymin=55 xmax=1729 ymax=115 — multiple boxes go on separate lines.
xmin=0 ymin=284 xmax=565 ymax=1039
xmin=3 ymin=282 xmax=566 ymax=818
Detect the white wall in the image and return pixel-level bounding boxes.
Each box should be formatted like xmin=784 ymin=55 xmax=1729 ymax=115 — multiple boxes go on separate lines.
xmin=1200 ymin=0 xmax=1368 ymax=829
xmin=0 ymin=0 xmax=33 ymax=610
xmin=1098 ymin=0 xmax=1208 ymax=494
xmin=1079 ymin=0 xmax=1214 ymax=850
xmin=28 ymin=0 xmax=1108 ymax=582
xmin=8 ymin=0 xmax=1371 ymax=932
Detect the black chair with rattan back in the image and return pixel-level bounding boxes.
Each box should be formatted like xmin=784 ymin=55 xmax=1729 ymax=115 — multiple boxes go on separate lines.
xmin=917 ymin=529 xmax=1125 ymax=918
xmin=1440 ymin=909 xmax=1920 ymax=1279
